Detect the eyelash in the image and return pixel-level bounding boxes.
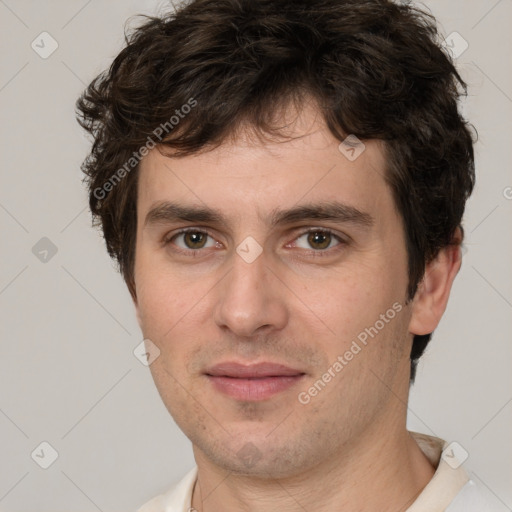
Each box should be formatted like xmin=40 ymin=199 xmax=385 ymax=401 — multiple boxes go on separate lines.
xmin=162 ymin=227 xmax=347 ymax=258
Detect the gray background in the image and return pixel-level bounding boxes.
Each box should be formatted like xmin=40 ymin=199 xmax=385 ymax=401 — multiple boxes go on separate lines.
xmin=0 ymin=0 xmax=511 ymax=510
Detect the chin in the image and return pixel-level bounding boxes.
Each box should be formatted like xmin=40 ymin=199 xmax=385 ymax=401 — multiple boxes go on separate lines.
xmin=194 ymin=428 xmax=312 ymax=479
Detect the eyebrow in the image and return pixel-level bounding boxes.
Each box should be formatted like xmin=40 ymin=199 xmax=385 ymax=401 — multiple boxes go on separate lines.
xmin=144 ymin=200 xmax=374 ymax=230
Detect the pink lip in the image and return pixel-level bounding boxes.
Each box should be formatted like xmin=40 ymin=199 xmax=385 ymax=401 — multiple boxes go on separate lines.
xmin=205 ymin=362 xmax=306 ymax=401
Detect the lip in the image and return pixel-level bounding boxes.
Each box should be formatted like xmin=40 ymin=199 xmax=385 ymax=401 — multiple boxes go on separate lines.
xmin=206 ymin=361 xmax=304 ymax=378
xmin=205 ymin=362 xmax=306 ymax=401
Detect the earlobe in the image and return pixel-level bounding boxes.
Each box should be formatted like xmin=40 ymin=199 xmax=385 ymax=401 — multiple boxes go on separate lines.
xmin=408 ymin=234 xmax=463 ymax=336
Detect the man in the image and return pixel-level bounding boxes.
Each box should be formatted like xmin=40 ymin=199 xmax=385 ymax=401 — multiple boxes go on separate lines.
xmin=76 ymin=0 xmax=492 ymax=510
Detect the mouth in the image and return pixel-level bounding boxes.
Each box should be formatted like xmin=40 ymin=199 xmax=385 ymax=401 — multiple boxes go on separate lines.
xmin=205 ymin=362 xmax=306 ymax=401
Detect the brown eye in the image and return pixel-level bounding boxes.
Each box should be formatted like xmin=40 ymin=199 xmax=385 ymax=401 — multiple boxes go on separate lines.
xmin=307 ymin=231 xmax=332 ymax=250
xmin=165 ymin=229 xmax=217 ymax=253
xmin=293 ymin=229 xmax=342 ymax=252
xmin=182 ymin=231 xmax=208 ymax=249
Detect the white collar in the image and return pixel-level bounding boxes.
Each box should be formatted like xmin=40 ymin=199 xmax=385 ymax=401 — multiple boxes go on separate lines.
xmin=137 ymin=431 xmax=471 ymax=512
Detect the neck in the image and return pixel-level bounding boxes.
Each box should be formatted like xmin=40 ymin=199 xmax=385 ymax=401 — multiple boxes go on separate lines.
xmin=191 ymin=421 xmax=435 ymax=512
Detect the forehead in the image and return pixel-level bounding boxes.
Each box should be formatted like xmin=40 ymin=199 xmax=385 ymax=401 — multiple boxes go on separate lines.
xmin=136 ymin=105 xmax=395 ymax=231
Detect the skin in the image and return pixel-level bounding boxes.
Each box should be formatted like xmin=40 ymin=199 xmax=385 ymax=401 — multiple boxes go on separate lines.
xmin=133 ymin=101 xmax=462 ymax=511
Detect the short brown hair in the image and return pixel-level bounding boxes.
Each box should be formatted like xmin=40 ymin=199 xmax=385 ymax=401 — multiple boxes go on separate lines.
xmin=76 ymin=0 xmax=476 ymax=383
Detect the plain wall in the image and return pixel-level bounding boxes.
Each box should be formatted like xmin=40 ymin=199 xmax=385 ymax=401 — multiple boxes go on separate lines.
xmin=0 ymin=0 xmax=510 ymax=510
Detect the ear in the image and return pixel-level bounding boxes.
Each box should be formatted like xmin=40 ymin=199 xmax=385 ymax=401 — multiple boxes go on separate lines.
xmin=408 ymin=228 xmax=463 ymax=336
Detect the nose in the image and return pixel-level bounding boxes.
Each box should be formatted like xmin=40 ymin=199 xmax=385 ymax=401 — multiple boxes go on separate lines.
xmin=213 ymin=246 xmax=289 ymax=339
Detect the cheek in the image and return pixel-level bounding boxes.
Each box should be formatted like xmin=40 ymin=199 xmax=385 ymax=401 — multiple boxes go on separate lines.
xmin=134 ymin=253 xmax=211 ymax=374
xmin=302 ymin=268 xmax=380 ymax=337
xmin=137 ymin=282 xmax=192 ymax=340
xmin=306 ymin=265 xmax=407 ymax=371
xmin=134 ymin=248 xmax=190 ymax=330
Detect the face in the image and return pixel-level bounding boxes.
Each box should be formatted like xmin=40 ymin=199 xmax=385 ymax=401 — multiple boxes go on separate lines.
xmin=133 ymin=104 xmax=415 ymax=478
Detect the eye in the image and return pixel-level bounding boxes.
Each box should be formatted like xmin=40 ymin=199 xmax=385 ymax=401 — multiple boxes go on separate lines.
xmin=291 ymin=229 xmax=344 ymax=253
xmin=164 ymin=228 xmax=218 ymax=253
xmin=163 ymin=227 xmax=346 ymax=257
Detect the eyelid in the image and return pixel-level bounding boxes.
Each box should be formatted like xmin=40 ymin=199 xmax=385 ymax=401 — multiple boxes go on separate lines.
xmin=163 ymin=226 xmax=348 ymax=255
xmin=162 ymin=227 xmax=218 ymax=249
xmin=291 ymin=225 xmax=349 ymax=240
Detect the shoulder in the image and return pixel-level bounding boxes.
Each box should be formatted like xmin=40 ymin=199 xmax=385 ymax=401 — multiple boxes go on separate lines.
xmin=135 ymin=466 xmax=198 ymax=512
xmin=446 ymin=478 xmax=495 ymax=512
xmin=136 ymin=494 xmax=166 ymax=512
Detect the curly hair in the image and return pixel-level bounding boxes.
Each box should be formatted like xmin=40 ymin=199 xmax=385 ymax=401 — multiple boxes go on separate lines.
xmin=76 ymin=0 xmax=475 ymax=383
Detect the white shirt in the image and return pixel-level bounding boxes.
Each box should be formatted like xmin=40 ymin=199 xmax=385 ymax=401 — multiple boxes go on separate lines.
xmin=136 ymin=431 xmax=493 ymax=512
